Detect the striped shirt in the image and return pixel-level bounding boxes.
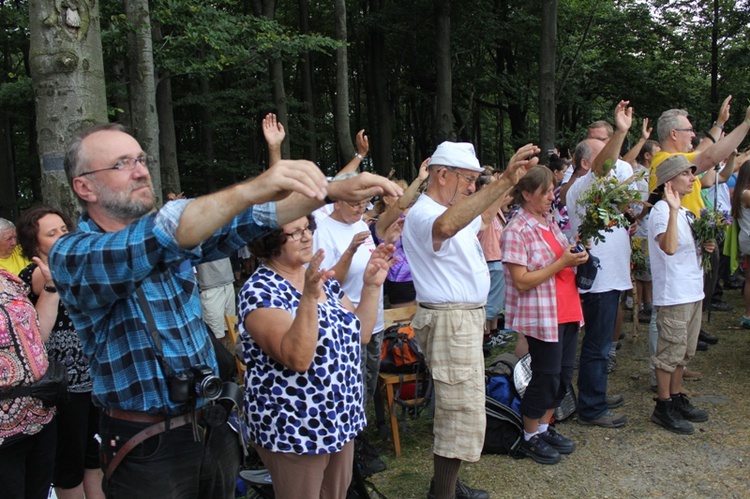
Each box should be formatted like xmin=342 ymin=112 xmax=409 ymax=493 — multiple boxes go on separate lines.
xmin=49 ymin=200 xmax=277 ymax=414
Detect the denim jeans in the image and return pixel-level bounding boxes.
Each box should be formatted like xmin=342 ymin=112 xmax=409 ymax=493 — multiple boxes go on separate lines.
xmin=577 ymin=290 xmax=621 ymax=420
xmin=100 ymin=412 xmax=241 ymax=499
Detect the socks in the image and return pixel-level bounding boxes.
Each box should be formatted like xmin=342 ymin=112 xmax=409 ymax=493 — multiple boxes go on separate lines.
xmin=433 ymin=454 xmax=461 ymax=498
xmin=523 ymin=430 xmax=538 ymax=441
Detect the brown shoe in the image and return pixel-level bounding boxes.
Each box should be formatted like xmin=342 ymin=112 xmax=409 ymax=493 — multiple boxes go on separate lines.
xmin=682 ymin=369 xmax=703 ymax=381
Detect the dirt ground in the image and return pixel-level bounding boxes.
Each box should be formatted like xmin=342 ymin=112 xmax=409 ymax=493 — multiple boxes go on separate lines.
xmin=366 ymin=288 xmax=750 ymax=499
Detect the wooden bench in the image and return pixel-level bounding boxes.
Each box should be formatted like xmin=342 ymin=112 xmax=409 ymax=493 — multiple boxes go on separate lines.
xmin=376 ymin=304 xmax=430 ymax=457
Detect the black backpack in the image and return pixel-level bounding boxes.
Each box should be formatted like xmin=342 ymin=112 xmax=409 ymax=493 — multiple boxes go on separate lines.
xmin=483 ymin=395 xmax=523 ymax=456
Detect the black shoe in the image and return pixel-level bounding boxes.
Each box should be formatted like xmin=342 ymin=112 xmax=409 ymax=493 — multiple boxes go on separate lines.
xmin=698 ymin=329 xmax=718 ymax=345
xmin=354 ymin=437 xmax=386 ymax=477
xmin=651 ymin=398 xmax=694 ymax=435
xmin=671 ymin=393 xmax=708 ymax=422
xmin=709 ymin=300 xmax=733 ymax=311
xmin=428 ymin=478 xmax=489 ymax=499
xmin=538 ymin=428 xmax=575 ymax=454
xmin=517 ymin=434 xmax=561 ymax=464
xmin=725 ymin=278 xmax=744 ymax=290
xmin=578 ymin=409 xmax=627 ymax=428
xmin=696 ymin=340 xmax=709 ymax=351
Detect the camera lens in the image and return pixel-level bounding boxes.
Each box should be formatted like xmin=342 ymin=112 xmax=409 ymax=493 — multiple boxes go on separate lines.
xmin=197 ymin=375 xmax=223 ymax=400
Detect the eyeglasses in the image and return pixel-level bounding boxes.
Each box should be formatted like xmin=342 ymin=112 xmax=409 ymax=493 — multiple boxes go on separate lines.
xmin=674 ymin=128 xmax=694 ymax=133
xmin=449 ymin=168 xmax=479 ymax=184
xmin=344 ymin=200 xmax=370 ymax=209
xmin=284 ymin=227 xmax=314 ymax=241
xmin=77 ymin=156 xmax=157 ymax=177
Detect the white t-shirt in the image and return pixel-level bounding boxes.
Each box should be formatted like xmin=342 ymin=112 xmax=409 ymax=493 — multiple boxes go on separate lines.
xmin=313 ymin=216 xmax=384 ymax=333
xmin=565 ymin=159 xmax=634 ymax=294
xmin=647 ymin=200 xmax=704 ymax=306
xmin=402 ymin=194 xmax=490 ymax=304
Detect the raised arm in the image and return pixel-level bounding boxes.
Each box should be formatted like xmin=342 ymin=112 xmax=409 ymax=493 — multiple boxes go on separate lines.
xmin=696 ymin=95 xmax=732 ymax=154
xmin=432 ymin=144 xmax=539 ymax=250
xmin=336 ymin=129 xmax=369 ymax=175
xmin=262 ymin=113 xmax=286 ymax=166
xmin=657 ymin=183 xmax=681 ymax=255
xmin=693 ymin=101 xmax=750 ymax=174
xmin=622 ymin=117 xmax=652 ymax=167
xmin=375 ymin=158 xmax=429 ymax=239
xmin=592 ymin=100 xmax=632 ymax=177
xmin=30 ymin=259 xmax=56 ymax=342
xmin=176 ymin=159 xmax=328 ymax=248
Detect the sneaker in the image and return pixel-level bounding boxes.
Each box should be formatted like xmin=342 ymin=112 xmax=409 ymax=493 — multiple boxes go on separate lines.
xmin=428 ymin=477 xmax=489 ymax=499
xmin=517 ymin=434 xmax=561 ymax=464
xmin=538 ymin=428 xmax=575 ymax=454
xmin=607 ymin=355 xmax=617 ymax=374
xmin=698 ymin=330 xmax=718 ymax=345
xmin=672 ymin=393 xmax=708 ymax=422
xmin=578 ymin=409 xmax=627 ymax=428
xmin=741 ymin=316 xmax=750 ymax=330
xmin=606 ymin=393 xmax=625 ymax=409
xmin=651 ymin=398 xmax=694 ymax=435
xmin=709 ymin=300 xmax=733 ymax=311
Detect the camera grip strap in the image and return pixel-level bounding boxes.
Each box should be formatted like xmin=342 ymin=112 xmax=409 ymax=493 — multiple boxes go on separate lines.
xmin=135 ymin=285 xmax=176 ymax=378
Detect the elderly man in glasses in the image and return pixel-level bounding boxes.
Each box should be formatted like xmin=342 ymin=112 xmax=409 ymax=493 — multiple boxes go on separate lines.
xmin=402 ymin=141 xmax=539 ymax=499
xmin=48 ymin=123 xmax=401 ymax=498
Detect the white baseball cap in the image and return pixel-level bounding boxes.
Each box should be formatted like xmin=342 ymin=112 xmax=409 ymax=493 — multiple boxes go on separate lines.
xmin=428 ymin=141 xmax=482 ymax=172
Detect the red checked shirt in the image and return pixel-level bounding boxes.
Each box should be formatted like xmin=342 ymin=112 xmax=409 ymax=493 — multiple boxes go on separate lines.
xmin=501 ymin=207 xmax=575 ymax=342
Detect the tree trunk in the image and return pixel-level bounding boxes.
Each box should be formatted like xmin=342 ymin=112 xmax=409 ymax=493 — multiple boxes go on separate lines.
xmin=539 ymin=0 xmax=557 ymax=159
xmin=152 ymin=24 xmax=180 ymax=197
xmin=435 ymin=0 xmax=454 ymax=143
xmin=199 ymin=77 xmax=217 ymax=193
xmin=710 ymin=0 xmax=719 ymax=121
xmin=365 ymin=0 xmax=393 ymax=176
xmin=298 ymin=0 xmax=317 ymax=162
xmin=125 ymin=0 xmax=162 ymax=204
xmin=0 ymin=113 xmax=17 ymax=220
xmin=261 ymin=0 xmax=290 ymax=159
xmin=334 ymin=0 xmax=355 ymax=162
xmin=29 ymin=0 xmax=108 ymax=217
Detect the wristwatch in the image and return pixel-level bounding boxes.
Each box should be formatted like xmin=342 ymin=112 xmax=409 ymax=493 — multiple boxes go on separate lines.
xmin=355 ymin=153 xmax=365 ymax=161
xmin=712 ymin=121 xmax=724 ymax=130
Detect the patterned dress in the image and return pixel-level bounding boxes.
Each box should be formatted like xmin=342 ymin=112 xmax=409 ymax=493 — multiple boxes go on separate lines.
xmin=238 ymin=265 xmax=365 ymax=455
xmin=0 ymin=270 xmax=54 ymax=447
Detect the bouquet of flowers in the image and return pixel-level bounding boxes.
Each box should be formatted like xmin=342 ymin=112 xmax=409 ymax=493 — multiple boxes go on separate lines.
xmin=691 ymin=208 xmax=732 ymax=272
xmin=576 ymin=163 xmax=647 ymax=245
xmin=631 ymin=236 xmax=648 ymax=277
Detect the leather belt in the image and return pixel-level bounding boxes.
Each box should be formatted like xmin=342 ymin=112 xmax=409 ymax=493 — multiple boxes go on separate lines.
xmin=104 ymin=408 xmax=201 ymax=480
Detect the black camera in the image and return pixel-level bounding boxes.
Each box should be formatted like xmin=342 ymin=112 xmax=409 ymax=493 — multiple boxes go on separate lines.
xmin=168 ymin=365 xmax=223 ymax=403
xmin=571 ymin=242 xmax=586 ymax=254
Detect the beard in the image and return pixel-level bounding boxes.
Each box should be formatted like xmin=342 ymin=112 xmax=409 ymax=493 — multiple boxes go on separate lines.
xmin=94 ymin=180 xmax=156 ymax=222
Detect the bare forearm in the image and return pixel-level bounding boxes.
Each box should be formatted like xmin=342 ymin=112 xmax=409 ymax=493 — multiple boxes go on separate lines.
xmin=593 ymin=129 xmax=628 ymax=176
xmin=330 ymin=250 xmax=356 ymax=284
xmin=278 ymin=295 xmax=320 ymax=372
xmin=507 ymin=260 xmax=565 ymax=293
xmin=354 ymin=284 xmax=381 ymax=344
xmin=622 ymin=137 xmax=646 ymax=167
xmin=659 ymin=210 xmax=680 ymax=255
xmin=695 ymin=121 xmax=750 ymax=173
xmin=35 ymin=291 xmax=58 ymax=342
xmin=269 ymin=144 xmax=282 ymax=166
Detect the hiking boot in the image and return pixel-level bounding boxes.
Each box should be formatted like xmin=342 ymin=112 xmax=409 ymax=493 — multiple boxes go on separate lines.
xmin=538 ymin=428 xmax=575 ymax=454
xmin=517 ymin=434 xmax=561 ymax=464
xmin=427 ymin=477 xmax=489 ymax=499
xmin=607 ymin=355 xmax=617 ymax=374
xmin=606 ymin=393 xmax=625 ymax=409
xmin=698 ymin=330 xmax=718 ymax=345
xmin=672 ymin=393 xmax=708 ymax=422
xmin=651 ymin=398 xmax=694 ymax=434
xmin=578 ymin=409 xmax=627 ymax=428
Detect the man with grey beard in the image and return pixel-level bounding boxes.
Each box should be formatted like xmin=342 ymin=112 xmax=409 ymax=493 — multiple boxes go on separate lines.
xmin=48 ymin=123 xmax=401 ymax=498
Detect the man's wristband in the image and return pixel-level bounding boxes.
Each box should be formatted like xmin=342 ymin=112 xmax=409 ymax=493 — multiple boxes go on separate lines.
xmin=703 ymin=132 xmax=716 ymax=143
xmin=324 ymin=195 xmax=336 ymax=204
xmin=712 ymin=121 xmax=724 ymax=130
xmin=43 ymin=284 xmax=57 ymax=293
xmin=355 ymin=153 xmax=365 ymax=161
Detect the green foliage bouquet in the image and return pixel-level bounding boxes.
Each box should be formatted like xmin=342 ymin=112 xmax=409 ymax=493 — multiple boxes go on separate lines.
xmin=576 ymin=165 xmax=647 ymax=245
xmin=692 ymin=208 xmax=732 ymax=272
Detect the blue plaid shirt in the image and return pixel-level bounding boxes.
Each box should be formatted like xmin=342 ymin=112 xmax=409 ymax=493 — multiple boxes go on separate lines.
xmin=49 ymin=199 xmax=277 ymax=414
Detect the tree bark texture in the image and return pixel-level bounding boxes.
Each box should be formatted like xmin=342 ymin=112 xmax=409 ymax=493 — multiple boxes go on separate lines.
xmin=261 ymin=0 xmax=290 ymax=159
xmin=539 ymin=0 xmax=557 ymax=157
xmin=152 ymin=23 xmax=180 ymax=197
xmin=435 ymin=0 xmax=454 ymax=143
xmin=298 ymin=0 xmax=317 ymax=162
xmin=29 ymin=0 xmax=108 ymax=217
xmin=334 ymin=0 xmax=355 ymax=163
xmin=364 ymin=0 xmax=393 ymax=176
xmin=125 ymin=0 xmax=162 ymax=204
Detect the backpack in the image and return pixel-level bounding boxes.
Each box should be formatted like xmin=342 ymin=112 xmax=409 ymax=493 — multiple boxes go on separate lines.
xmin=483 ymin=354 xmax=523 ymax=456
xmin=379 ymin=323 xmax=426 ymax=373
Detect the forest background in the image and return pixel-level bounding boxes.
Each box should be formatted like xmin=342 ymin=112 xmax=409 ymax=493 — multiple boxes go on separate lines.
xmin=1 ymin=0 xmax=750 ymax=220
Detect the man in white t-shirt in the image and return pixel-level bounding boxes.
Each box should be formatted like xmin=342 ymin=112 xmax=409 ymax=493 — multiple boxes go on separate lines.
xmin=403 ymin=141 xmax=539 ymax=499
xmin=565 ymin=103 xmax=634 ymax=429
